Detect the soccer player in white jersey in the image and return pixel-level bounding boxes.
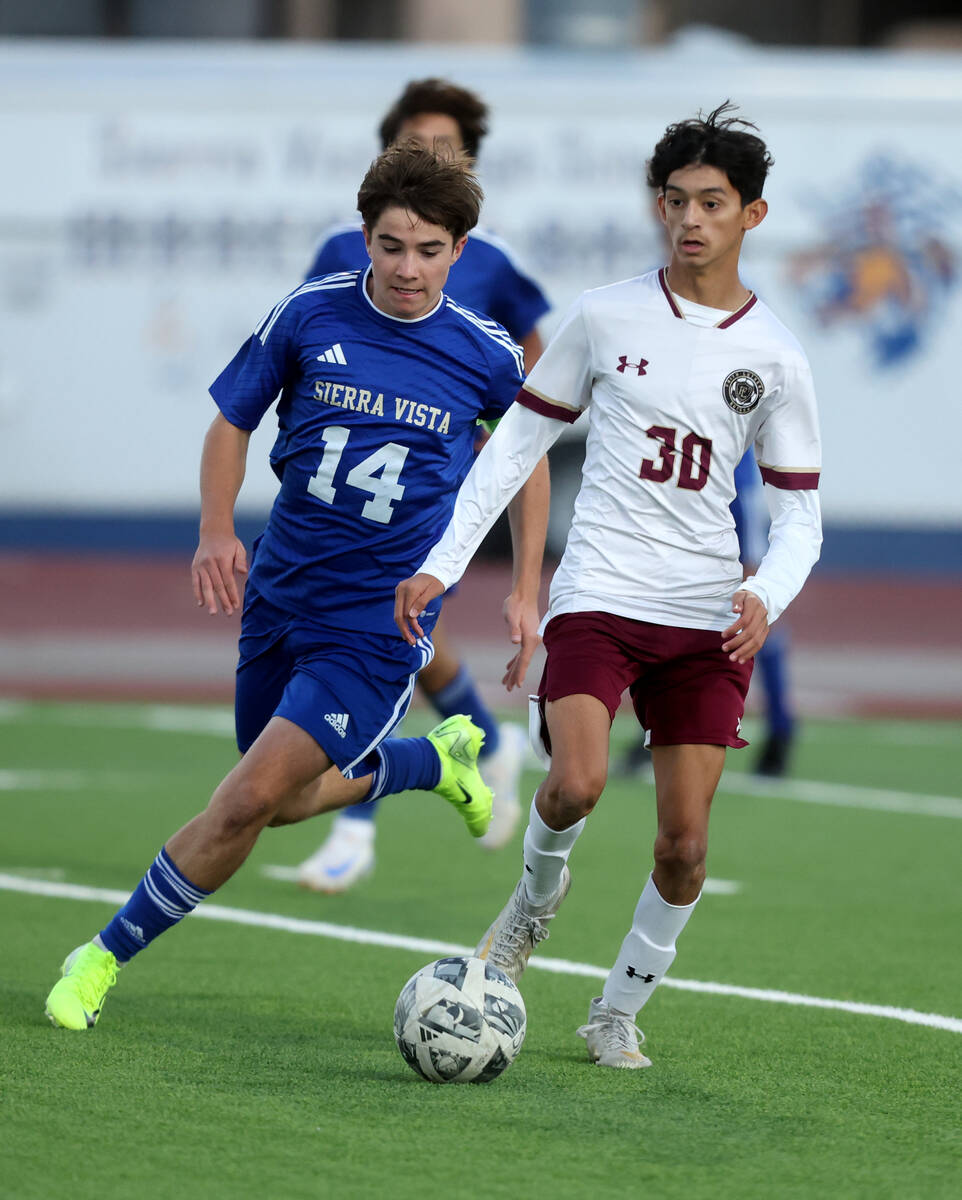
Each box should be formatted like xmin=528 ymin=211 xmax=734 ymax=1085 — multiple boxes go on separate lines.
xmin=396 ymin=104 xmax=822 ymax=1069
xmin=44 ymin=144 xmax=548 ymax=1031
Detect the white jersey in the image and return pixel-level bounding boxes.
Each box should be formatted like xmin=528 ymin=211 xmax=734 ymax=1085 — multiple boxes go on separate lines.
xmin=518 ymin=268 xmax=821 ymax=630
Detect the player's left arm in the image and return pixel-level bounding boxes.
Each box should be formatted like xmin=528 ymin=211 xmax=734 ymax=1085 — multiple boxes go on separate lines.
xmin=723 ymin=353 xmax=822 ymax=662
xmin=502 ymin=453 xmax=550 ymax=690
xmin=519 ymin=329 xmax=543 ymax=374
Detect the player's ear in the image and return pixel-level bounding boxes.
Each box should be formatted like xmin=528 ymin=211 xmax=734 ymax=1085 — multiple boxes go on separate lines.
xmin=655 ymin=191 xmax=669 ymax=226
xmin=450 ymin=234 xmax=468 ymax=264
xmin=743 ymin=198 xmax=768 ymax=231
xmin=362 ymin=224 xmax=373 ymax=256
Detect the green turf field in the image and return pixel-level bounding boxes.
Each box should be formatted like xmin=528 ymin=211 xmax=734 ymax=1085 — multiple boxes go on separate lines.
xmin=1 ymin=699 xmax=960 ymax=1200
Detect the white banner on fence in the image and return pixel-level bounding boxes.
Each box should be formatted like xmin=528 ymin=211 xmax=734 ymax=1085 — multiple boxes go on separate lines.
xmin=1 ymin=40 xmax=960 ymax=524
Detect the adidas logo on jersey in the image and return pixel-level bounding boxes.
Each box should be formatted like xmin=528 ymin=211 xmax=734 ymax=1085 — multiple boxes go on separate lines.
xmin=317 ymin=343 xmax=348 ymax=365
xmin=324 ymin=712 xmax=350 ymax=738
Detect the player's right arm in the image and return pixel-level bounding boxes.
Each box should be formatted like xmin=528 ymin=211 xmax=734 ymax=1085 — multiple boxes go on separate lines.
xmin=197 ymin=282 xmax=303 ymax=615
xmin=394 ymin=404 xmax=566 ymax=645
xmin=395 ymin=294 xmax=592 ymax=646
xmin=191 ymin=413 xmax=252 ymax=616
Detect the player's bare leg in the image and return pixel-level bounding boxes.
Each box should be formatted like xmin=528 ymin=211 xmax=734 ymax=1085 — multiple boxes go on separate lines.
xmin=579 ymin=742 xmax=725 ymax=1068
xmin=478 ymin=694 xmax=608 ymax=981
xmin=537 ymin=693 xmax=610 ymax=829
xmin=649 ymin=743 xmax=724 ymax=905
xmin=46 ymin=717 xmax=333 ymax=1029
xmin=269 ymin=766 xmax=373 ymax=827
xmin=165 ymin=716 xmax=335 ymax=891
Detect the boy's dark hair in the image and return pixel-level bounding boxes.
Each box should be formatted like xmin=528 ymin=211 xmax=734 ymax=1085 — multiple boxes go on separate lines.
xmin=378 ymin=78 xmax=489 ymax=161
xmin=357 ymin=142 xmax=483 ymax=243
xmin=646 ymin=101 xmax=774 ymax=206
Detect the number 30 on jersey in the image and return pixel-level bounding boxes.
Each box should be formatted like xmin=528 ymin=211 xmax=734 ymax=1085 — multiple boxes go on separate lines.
xmin=640 ymin=424 xmax=713 ymax=492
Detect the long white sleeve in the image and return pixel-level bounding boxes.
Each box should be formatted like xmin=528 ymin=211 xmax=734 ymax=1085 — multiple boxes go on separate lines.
xmin=740 ymin=486 xmax=822 ymax=623
xmin=419 ymin=402 xmax=564 ymax=589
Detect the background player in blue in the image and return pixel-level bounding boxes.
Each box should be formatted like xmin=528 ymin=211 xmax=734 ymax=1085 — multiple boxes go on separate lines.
xmin=298 ymin=78 xmax=552 ymax=892
xmin=44 ymin=143 xmax=548 ymax=1031
xmin=730 ymin=450 xmax=796 ymax=774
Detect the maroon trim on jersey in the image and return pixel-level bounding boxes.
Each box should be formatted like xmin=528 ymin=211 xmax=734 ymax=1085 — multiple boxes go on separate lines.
xmin=760 ymin=465 xmax=820 ymax=490
xmin=717 ymin=293 xmax=758 ymax=328
xmin=657 ymin=268 xmax=684 ymax=319
xmin=516 ymin=387 xmax=581 ymax=424
xmin=658 ymin=267 xmax=757 ymax=327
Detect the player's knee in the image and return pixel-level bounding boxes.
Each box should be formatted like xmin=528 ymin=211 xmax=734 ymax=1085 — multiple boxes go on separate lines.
xmin=540 ymin=771 xmax=603 ymax=826
xmin=209 ymin=777 xmax=279 ymax=839
xmin=653 ymin=831 xmax=707 ymax=883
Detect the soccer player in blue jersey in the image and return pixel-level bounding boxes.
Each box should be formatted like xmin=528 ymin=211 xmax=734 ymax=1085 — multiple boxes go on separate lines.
xmin=298 ymin=79 xmax=552 ymax=891
xmin=44 ymin=142 xmax=549 ymax=1031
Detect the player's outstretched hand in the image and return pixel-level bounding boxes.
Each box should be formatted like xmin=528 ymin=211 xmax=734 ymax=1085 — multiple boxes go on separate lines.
xmin=395 ymin=573 xmax=445 ymax=645
xmin=722 ymin=589 xmax=769 ymax=663
xmin=192 ymin=532 xmax=248 ymax=616
xmin=501 ymin=592 xmax=541 ymax=691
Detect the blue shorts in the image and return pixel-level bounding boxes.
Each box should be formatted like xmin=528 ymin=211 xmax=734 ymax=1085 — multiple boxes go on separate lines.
xmin=235 ymin=585 xmax=434 ymax=773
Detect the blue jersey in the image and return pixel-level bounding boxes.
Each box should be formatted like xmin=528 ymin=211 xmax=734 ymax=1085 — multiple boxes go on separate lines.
xmin=210 ymin=267 xmax=524 ymax=635
xmin=306 ymin=221 xmax=550 ymax=344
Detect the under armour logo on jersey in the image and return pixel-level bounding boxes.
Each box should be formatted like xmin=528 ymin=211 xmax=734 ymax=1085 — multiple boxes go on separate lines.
xmin=626 ymin=966 xmax=656 ymax=982
xmin=317 ymin=343 xmax=348 ymax=365
xmin=616 ymin=355 xmax=648 ymax=375
xmin=324 ymin=712 xmax=350 ymax=738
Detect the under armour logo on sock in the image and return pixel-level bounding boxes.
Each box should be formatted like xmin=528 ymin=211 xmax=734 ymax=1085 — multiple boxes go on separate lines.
xmin=626 ymin=966 xmax=656 ymax=983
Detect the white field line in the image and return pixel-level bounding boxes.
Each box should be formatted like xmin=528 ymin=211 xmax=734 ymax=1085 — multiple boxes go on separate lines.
xmin=0 ymin=770 xmax=141 ymax=792
xmin=2 ymin=871 xmax=960 ymax=1037
xmin=260 ymin=863 xmax=743 ymax=894
xmin=717 ymin=773 xmax=962 ymax=819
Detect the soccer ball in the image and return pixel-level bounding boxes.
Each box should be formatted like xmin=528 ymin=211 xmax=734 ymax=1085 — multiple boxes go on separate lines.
xmin=393 ymin=955 xmax=527 ymax=1084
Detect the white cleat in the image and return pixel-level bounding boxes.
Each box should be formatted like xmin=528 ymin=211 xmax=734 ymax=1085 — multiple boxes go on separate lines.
xmin=475 ymin=866 xmax=571 ymax=983
xmin=576 ymin=996 xmax=652 ymax=1069
xmin=297 ymin=816 xmax=375 ymax=894
xmin=477 ymin=723 xmax=527 ymax=851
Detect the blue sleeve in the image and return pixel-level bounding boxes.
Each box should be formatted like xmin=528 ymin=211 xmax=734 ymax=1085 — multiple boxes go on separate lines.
xmin=305 ymin=230 xmax=366 ymax=280
xmin=478 ymin=339 xmax=526 ymax=423
xmin=209 ymin=297 xmax=300 ymax=430
xmin=487 ymin=256 xmax=551 ymax=342
xmin=734 ymin=448 xmax=759 ymax=493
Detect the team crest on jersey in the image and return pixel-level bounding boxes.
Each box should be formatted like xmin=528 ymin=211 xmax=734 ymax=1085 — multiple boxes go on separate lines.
xmin=722 ymin=369 xmax=765 ymax=414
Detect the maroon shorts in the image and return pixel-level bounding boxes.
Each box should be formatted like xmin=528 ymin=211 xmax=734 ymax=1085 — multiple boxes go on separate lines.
xmin=538 ymin=611 xmax=753 ymax=749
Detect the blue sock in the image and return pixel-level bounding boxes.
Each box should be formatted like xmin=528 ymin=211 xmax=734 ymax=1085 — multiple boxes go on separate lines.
xmin=99 ymin=848 xmax=211 ymax=963
xmin=366 ymin=736 xmax=441 ymax=802
xmin=428 ymin=664 xmax=500 ymax=758
xmin=757 ymin=628 xmax=794 ymax=737
xmin=342 ymin=796 xmax=380 ymax=821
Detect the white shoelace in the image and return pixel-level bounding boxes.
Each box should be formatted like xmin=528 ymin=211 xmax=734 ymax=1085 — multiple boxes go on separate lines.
xmin=578 ymin=1011 xmax=645 ymax=1054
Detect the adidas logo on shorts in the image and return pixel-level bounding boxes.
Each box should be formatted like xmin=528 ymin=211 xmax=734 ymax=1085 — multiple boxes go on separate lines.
xmin=324 ymin=712 xmax=350 ymax=738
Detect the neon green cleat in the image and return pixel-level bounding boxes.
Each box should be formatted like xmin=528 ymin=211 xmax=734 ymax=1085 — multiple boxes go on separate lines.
xmin=427 ymin=714 xmax=493 ymax=838
xmin=45 ymin=942 xmax=119 ymax=1030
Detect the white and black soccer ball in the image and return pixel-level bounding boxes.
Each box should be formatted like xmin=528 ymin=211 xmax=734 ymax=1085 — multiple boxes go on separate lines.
xmin=393 ymin=955 xmax=527 ymax=1084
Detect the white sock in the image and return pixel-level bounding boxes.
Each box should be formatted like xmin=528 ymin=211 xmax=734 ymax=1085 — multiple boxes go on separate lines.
xmin=521 ymin=798 xmax=585 ymax=907
xmin=602 ymin=873 xmax=699 ymax=1017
